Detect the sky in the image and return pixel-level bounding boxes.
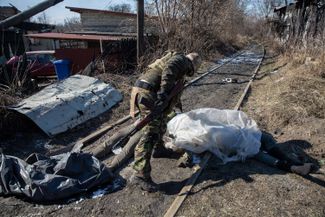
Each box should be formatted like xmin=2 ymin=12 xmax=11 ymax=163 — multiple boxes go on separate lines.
xmin=0 ymin=0 xmax=136 ymax=24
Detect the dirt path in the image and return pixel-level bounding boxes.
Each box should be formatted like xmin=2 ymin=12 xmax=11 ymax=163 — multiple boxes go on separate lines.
xmin=1 ymin=45 xmax=323 ymax=217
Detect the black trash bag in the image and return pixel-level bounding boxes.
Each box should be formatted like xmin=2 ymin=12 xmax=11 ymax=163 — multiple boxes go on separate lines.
xmin=0 ymin=152 xmax=113 ymax=202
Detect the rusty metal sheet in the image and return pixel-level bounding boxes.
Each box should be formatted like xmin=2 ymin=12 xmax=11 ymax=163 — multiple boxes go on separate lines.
xmin=11 ymin=75 xmax=122 ymax=136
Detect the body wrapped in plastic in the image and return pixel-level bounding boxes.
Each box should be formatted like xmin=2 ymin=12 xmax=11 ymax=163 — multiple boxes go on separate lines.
xmin=165 ymin=108 xmax=262 ymax=163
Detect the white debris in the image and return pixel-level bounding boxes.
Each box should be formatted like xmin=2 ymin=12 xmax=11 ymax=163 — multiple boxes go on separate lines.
xmin=11 ymin=75 xmax=122 ymax=136
xmin=75 ymin=197 xmax=84 ymax=204
xmin=91 ymin=179 xmax=125 ymax=199
xmin=92 ymin=188 xmax=108 ymax=199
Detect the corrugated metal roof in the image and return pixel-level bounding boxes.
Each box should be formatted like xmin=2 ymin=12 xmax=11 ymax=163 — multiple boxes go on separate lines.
xmin=11 ymin=75 xmax=123 ymax=136
xmin=25 ymin=32 xmax=134 ymax=41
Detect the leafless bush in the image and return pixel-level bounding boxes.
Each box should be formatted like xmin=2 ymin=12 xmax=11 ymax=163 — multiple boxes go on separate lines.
xmin=142 ymin=0 xmax=250 ymax=63
xmin=250 ymin=0 xmax=283 ymax=19
xmin=0 ymin=55 xmax=37 ymax=96
xmin=56 ymin=17 xmax=82 ymax=32
xmin=0 ymin=91 xmax=20 ymax=136
xmin=106 ymin=3 xmax=133 ymax=12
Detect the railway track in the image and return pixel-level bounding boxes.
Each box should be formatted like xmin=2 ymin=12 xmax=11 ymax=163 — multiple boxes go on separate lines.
xmin=164 ymin=45 xmax=265 ymax=217
xmin=73 ymin=45 xmax=264 ymax=153
xmin=63 ymin=44 xmax=265 ymax=216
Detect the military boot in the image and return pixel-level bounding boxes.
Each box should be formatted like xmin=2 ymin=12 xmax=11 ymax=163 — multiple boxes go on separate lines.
xmin=290 ymin=163 xmax=313 ymax=176
xmin=131 ymin=172 xmax=159 ymax=193
xmin=152 ymin=145 xmax=174 ymax=158
xmin=132 ymin=175 xmax=159 ymax=193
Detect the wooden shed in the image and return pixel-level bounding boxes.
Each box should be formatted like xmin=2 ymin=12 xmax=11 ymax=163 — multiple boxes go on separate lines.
xmin=65 ymin=6 xmax=158 ymax=34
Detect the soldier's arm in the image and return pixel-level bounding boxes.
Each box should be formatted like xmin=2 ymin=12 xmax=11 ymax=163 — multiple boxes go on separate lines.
xmin=159 ymin=55 xmax=190 ymax=97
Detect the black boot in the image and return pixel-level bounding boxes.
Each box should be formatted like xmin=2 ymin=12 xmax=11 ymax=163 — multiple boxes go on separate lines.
xmin=269 ymin=147 xmax=303 ymax=165
xmin=152 ymin=145 xmax=174 ymax=158
xmin=132 ymin=176 xmax=159 ymax=193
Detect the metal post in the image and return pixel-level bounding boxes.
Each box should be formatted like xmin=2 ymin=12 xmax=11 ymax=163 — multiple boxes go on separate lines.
xmin=137 ymin=0 xmax=144 ymax=63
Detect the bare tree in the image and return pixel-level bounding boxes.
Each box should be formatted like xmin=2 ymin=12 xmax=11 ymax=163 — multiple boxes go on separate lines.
xmin=107 ymin=3 xmax=133 ymax=13
xmin=251 ymin=0 xmax=283 ymax=18
xmin=142 ymin=0 xmax=248 ymax=59
xmin=35 ymin=12 xmax=50 ymax=24
xmin=56 ymin=17 xmax=82 ymax=32
xmin=64 ymin=17 xmax=82 ymax=31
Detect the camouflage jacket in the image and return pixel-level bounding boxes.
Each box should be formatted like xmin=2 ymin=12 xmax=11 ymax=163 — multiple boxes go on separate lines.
xmin=138 ymin=51 xmax=194 ymax=96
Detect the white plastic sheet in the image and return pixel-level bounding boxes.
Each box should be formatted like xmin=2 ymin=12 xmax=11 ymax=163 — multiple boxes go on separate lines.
xmin=166 ymin=108 xmax=262 ymax=163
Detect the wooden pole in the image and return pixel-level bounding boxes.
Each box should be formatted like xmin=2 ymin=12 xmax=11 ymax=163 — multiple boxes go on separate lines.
xmin=137 ymin=0 xmax=144 ymax=63
xmin=99 ymin=38 xmax=106 ymax=73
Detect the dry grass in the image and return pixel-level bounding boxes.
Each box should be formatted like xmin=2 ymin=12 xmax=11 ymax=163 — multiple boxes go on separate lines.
xmin=242 ymin=42 xmax=325 ymax=161
xmin=0 ymin=92 xmax=21 ymax=137
xmin=245 ymin=45 xmax=325 ymax=131
xmin=96 ymin=73 xmax=137 ymax=97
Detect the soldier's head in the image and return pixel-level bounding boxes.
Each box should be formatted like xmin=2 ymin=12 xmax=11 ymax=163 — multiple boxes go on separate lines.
xmin=186 ymin=52 xmax=202 ymax=76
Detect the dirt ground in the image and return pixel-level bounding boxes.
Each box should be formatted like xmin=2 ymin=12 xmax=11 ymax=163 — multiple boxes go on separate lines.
xmin=0 ymin=44 xmax=324 ymax=217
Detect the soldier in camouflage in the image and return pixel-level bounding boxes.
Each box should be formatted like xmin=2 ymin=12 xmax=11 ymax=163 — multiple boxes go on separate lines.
xmin=129 ymin=51 xmax=202 ymax=192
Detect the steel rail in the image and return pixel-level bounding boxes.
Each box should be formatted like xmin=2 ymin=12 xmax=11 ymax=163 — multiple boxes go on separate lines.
xmin=184 ymin=49 xmax=248 ymax=88
xmin=163 ymin=45 xmax=265 ymax=217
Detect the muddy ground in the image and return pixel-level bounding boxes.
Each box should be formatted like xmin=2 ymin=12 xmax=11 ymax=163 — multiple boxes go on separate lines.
xmin=1 ymin=45 xmax=324 ymax=217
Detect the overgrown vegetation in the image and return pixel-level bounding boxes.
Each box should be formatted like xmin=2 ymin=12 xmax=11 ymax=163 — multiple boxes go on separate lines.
xmin=85 ymin=1 xmax=253 ymax=81
xmin=140 ymin=0 xmax=251 ymax=65
xmin=244 ymin=0 xmax=325 ymax=137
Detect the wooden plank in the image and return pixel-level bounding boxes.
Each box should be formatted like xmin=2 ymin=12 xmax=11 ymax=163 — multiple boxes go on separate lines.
xmin=99 ymin=38 xmax=106 ymax=73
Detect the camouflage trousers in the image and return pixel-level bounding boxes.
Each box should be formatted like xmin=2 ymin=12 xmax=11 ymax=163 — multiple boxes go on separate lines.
xmin=132 ymin=89 xmax=174 ymax=178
